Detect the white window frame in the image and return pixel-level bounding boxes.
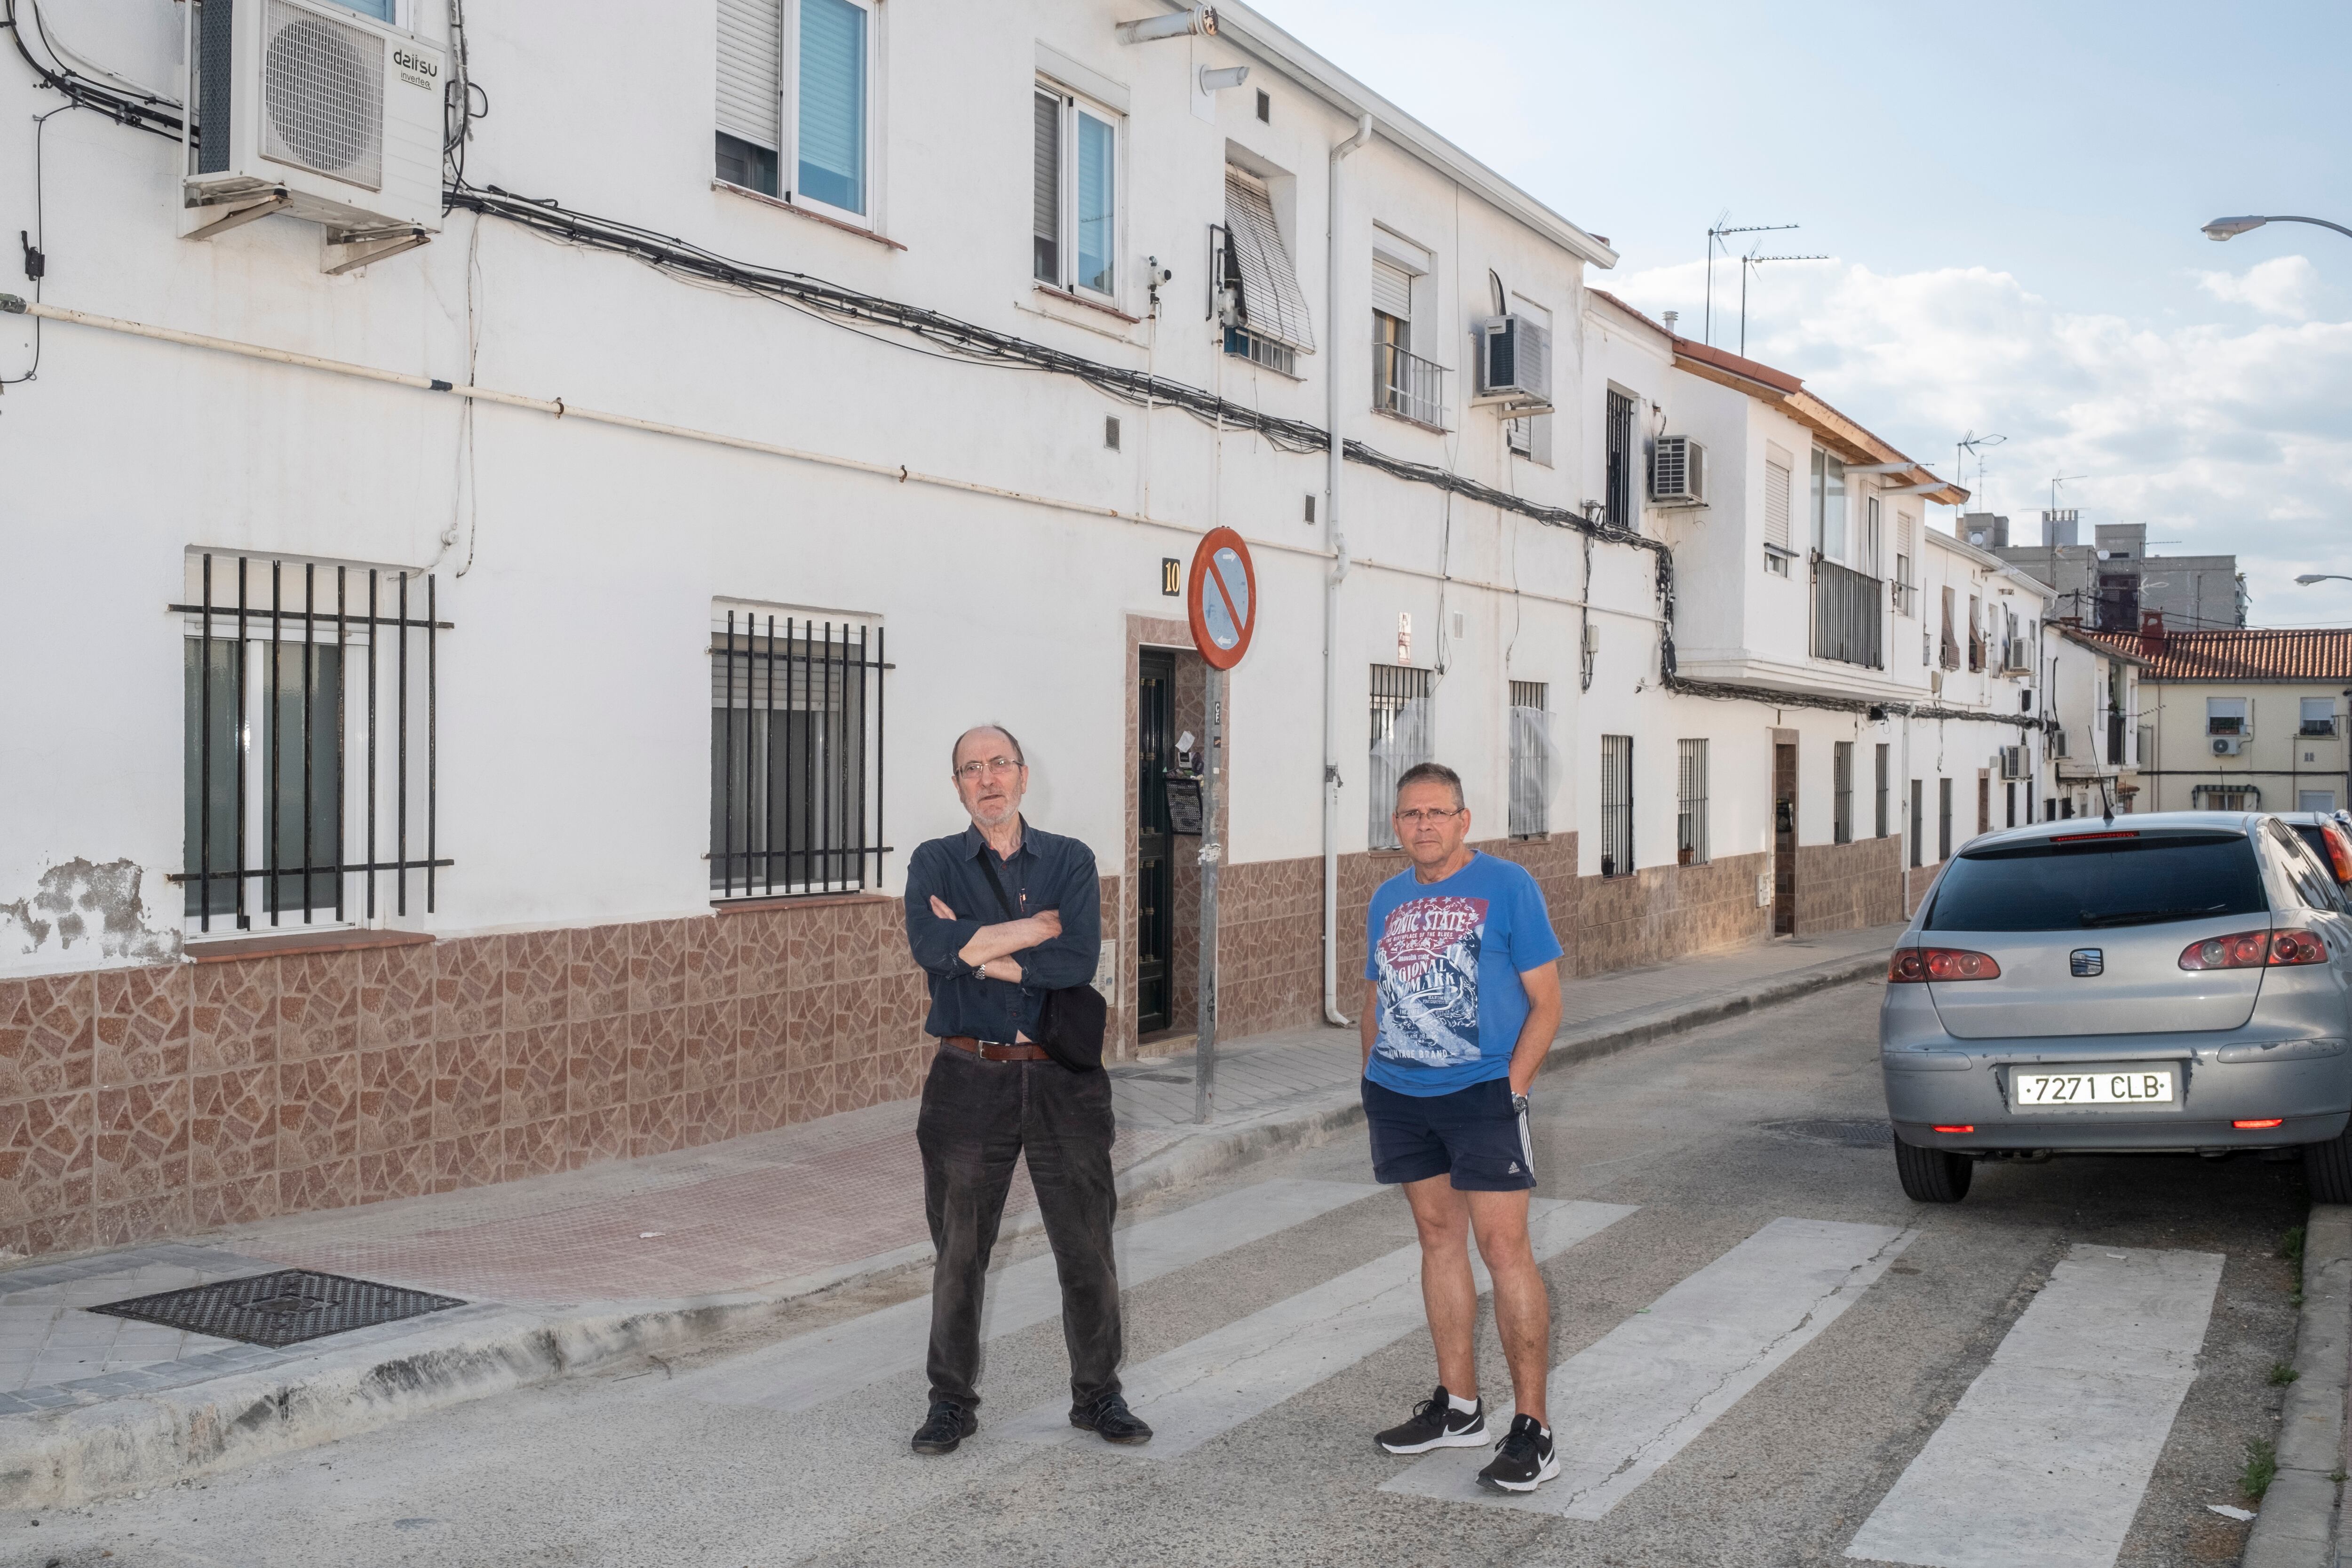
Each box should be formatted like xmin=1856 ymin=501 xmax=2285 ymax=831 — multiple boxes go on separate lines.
xmin=782 ymin=0 xmax=879 ymax=226
xmin=1035 ymin=80 xmax=1123 ymax=304
xmin=2209 ymin=696 xmax=2249 ymax=737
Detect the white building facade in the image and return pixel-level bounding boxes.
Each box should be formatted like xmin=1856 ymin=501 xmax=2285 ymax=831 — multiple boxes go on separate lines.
xmin=0 ymin=0 xmax=2042 ymax=1252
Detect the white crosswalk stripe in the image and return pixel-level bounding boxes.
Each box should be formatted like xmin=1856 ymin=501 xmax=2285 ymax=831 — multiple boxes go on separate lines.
xmin=995 ymin=1199 xmax=1636 ymax=1457
xmin=1383 ymin=1216 xmax=1914 ymax=1517
xmin=1844 ymin=1245 xmax=2224 ymax=1568
xmin=677 ymin=1178 xmax=1379 ymax=1413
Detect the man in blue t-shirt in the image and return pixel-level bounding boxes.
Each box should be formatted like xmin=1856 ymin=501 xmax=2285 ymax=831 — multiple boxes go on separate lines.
xmin=1361 ymin=761 xmax=1565 ymax=1494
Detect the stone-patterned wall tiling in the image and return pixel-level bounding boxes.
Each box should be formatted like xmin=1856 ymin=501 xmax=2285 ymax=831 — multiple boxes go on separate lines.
xmin=1905 ymin=862 xmax=1946 ymax=917
xmin=0 ymin=876 xmax=1116 ymax=1261
xmin=1793 ymin=836 xmax=1906 ymax=934
xmin=1571 ymin=849 xmax=1772 ymax=977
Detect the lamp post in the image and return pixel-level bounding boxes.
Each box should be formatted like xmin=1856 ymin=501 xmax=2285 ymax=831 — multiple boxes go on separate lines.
xmin=2203 ymin=215 xmax=2352 ymax=244
xmin=2296 ymin=573 xmax=2352 ymax=587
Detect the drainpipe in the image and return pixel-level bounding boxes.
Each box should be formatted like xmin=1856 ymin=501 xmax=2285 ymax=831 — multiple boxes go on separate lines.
xmin=1322 ymin=111 xmax=1375 ymax=1028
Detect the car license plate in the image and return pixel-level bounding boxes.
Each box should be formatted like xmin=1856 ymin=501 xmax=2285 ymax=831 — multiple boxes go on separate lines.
xmin=2012 ymin=1066 xmax=2177 ymax=1107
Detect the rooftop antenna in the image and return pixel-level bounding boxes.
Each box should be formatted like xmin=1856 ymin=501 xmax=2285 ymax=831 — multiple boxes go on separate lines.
xmin=1704 ymin=216 xmax=1798 ymax=348
xmin=1955 ymin=431 xmax=2006 ymax=517
xmin=1738 ymin=244 xmax=1827 ymax=356
xmin=2049 ymin=472 xmax=2085 ymax=511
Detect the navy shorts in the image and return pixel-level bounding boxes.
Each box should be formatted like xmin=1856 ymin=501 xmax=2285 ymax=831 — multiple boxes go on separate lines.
xmin=1362 ymin=1075 xmax=1535 ymax=1191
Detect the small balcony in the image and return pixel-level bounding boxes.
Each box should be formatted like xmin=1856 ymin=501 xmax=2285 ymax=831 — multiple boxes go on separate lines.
xmin=1374 ymin=339 xmax=1446 ymax=430
xmin=2302 ymin=718 xmax=2340 ymax=738
xmin=1811 ymin=557 xmax=1884 ymax=669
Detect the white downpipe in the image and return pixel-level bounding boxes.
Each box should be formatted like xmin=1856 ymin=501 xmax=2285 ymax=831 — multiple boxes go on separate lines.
xmin=1322 ymin=111 xmax=1374 ymax=1029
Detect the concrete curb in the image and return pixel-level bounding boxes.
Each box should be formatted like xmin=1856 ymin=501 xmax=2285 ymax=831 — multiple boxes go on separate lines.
xmin=0 ymin=942 xmax=1887 ymax=1508
xmin=2244 ymin=1204 xmax=2352 ymax=1568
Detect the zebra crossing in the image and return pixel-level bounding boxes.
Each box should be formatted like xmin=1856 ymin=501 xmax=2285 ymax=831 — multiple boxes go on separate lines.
xmin=678 ymin=1173 xmax=2231 ymax=1567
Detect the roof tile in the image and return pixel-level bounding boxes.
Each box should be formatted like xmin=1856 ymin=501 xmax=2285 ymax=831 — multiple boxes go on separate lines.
xmin=2074 ymin=626 xmax=2352 ymax=681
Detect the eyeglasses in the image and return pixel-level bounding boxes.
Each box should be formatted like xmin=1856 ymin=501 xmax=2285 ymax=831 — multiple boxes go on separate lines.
xmin=954 ymin=756 xmax=1024 ymax=781
xmin=1393 ymin=808 xmax=1463 ymax=826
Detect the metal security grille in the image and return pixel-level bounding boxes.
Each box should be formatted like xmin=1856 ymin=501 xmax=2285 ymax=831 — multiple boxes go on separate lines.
xmin=1812 ymin=557 xmax=1883 ymax=668
xmin=1375 ymin=334 xmax=1445 ymax=429
xmin=1604 ymin=390 xmax=1635 ymax=531
xmin=261 ymin=0 xmax=385 ymax=191
xmin=89 ymin=1269 xmax=463 ymax=1348
xmin=711 ymin=610 xmax=889 ymax=897
xmin=1600 ymin=734 xmax=1634 ymax=876
xmin=1833 ymin=741 xmax=1853 ymax=845
xmin=1875 ymin=743 xmax=1891 ymax=839
xmin=1509 ymin=681 xmax=1550 ymax=839
xmin=175 ymin=553 xmax=450 ymax=931
xmin=1676 ymin=738 xmax=1708 ymax=866
xmin=1368 ymin=665 xmax=1433 ymax=850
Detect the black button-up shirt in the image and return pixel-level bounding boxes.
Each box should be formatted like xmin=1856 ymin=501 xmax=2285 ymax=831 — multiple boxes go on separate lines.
xmin=904 ymin=820 xmax=1102 ymax=1043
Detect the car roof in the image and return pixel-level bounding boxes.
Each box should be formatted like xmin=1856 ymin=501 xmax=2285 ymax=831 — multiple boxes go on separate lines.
xmin=1956 ymin=811 xmax=2262 ymax=856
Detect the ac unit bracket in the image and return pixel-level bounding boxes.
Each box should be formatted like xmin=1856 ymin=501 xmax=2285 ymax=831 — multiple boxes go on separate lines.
xmin=183 ymin=188 xmax=292 ymax=242
xmin=323 ymin=225 xmax=431 ymax=276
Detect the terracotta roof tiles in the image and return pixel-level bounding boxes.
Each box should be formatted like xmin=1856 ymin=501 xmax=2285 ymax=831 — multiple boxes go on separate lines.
xmin=2073 ymin=626 xmax=2352 ymax=681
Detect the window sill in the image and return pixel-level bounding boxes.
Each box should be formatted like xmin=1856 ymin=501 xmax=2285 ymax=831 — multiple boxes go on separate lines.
xmin=183 ymin=927 xmax=435 ymax=963
xmin=713 ymin=181 xmax=906 ymax=251
xmin=1032 ymin=284 xmax=1140 ymax=325
xmin=713 ymin=891 xmax=895 ymax=915
xmin=1370 ymin=404 xmax=1447 ymax=436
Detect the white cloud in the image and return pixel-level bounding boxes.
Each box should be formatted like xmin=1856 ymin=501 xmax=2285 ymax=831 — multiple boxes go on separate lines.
xmin=1611 ymin=259 xmax=2352 ymax=627
xmin=2196 ymin=255 xmax=2318 ymax=319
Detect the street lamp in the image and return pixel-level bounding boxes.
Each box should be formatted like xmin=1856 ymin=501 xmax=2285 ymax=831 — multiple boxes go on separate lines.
xmin=2204 ymin=214 xmax=2352 ymax=243
xmin=2296 ymin=573 xmax=2352 ymax=586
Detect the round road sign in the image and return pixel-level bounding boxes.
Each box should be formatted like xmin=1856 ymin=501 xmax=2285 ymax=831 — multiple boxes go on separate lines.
xmin=1185 ymin=527 xmax=1257 ymax=670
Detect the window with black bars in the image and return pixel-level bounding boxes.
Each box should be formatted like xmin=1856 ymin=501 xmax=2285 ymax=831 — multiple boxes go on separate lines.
xmin=1368 ymin=664 xmax=1434 ymax=850
xmin=1605 ymin=389 xmax=1636 ymax=531
xmin=176 ymin=552 xmax=450 ymax=932
xmin=709 ymin=608 xmax=890 ymax=897
xmin=1601 ymin=734 xmax=1635 ymax=876
xmin=1874 ymin=744 xmax=1890 ymax=838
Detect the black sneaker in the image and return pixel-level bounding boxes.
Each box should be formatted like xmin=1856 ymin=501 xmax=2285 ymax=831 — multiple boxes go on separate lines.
xmin=1376 ymin=1385 xmax=1489 ymax=1455
xmin=911 ymin=1400 xmax=977 ymax=1455
xmin=1477 ymin=1412 xmax=1560 ymax=1493
xmin=1069 ymin=1390 xmax=1153 ymax=1446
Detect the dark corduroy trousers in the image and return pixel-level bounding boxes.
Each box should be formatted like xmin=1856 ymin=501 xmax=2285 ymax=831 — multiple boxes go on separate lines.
xmin=917 ymin=1044 xmax=1123 ymax=1410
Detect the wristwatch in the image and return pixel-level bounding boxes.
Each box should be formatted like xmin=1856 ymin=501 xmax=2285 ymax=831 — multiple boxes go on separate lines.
xmin=1510 ymin=1092 xmax=1530 ymax=1117
xmin=970 ymin=961 xmax=988 ymax=982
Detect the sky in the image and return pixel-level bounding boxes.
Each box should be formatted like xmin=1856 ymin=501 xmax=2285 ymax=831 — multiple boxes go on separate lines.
xmin=1251 ymin=0 xmax=2352 ymax=629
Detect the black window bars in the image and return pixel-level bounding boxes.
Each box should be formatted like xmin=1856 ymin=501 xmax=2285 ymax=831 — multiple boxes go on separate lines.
xmin=709 ymin=612 xmax=890 ymax=898
xmin=172 ymin=553 xmax=452 ymax=932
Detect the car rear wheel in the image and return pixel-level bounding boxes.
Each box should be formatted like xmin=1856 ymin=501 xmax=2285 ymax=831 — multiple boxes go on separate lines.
xmin=2305 ymin=1126 xmax=2352 ymax=1203
xmin=1894 ymin=1134 xmax=1973 ymax=1202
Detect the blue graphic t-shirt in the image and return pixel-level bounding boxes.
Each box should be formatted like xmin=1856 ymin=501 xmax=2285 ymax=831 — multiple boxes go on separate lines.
xmin=1363 ymin=852 xmax=1563 ymax=1097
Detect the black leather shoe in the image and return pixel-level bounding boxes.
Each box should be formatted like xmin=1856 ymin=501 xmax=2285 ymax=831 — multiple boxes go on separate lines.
xmin=911 ymin=1400 xmax=978 ymax=1455
xmin=1069 ymin=1391 xmax=1153 ymax=1446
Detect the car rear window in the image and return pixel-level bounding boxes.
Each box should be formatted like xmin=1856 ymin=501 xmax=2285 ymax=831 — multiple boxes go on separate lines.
xmin=2293 ymin=823 xmax=2336 ymax=869
xmin=1924 ymin=832 xmax=2268 ymax=931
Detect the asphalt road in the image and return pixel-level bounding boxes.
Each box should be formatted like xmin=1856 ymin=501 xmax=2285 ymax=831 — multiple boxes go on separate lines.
xmin=2 ymin=980 xmax=2310 ymax=1568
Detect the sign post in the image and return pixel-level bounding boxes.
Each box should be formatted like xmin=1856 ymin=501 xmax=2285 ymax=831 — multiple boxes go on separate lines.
xmin=1184 ymin=528 xmax=1257 ymax=1125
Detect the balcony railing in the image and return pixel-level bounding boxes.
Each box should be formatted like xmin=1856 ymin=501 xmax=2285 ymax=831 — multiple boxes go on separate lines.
xmin=1812 ymin=557 xmax=1884 ymax=669
xmin=1375 ymin=339 xmax=1446 ymax=429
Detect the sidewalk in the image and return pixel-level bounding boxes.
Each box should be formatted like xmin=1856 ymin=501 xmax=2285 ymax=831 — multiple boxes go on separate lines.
xmin=0 ymin=925 xmax=1899 ymax=1507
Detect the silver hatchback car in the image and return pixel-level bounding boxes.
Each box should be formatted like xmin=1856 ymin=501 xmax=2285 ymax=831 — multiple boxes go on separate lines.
xmin=1881 ymin=811 xmax=2352 ymax=1202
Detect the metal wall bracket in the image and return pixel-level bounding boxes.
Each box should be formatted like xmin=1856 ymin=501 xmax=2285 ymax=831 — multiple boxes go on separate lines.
xmin=183 ymin=189 xmax=291 ymax=242
xmin=324 ymin=227 xmax=430 ymax=276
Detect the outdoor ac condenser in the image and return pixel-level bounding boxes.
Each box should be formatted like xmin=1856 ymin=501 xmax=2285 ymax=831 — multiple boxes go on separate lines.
xmin=183 ymin=0 xmax=446 ymax=272
xmin=1650 ymin=435 xmax=1706 ymax=506
xmin=1470 ymin=314 xmax=1552 ymax=410
xmin=2212 ymin=736 xmax=2246 ymax=756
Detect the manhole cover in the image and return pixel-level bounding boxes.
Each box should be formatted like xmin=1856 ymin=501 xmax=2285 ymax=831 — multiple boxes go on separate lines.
xmin=88 ymin=1270 xmax=465 ymax=1348
xmin=1758 ymin=1118 xmax=1895 ymax=1149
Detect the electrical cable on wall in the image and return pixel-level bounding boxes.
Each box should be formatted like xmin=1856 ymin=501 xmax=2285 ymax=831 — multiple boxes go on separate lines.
xmin=2 ymin=0 xmax=183 ymax=138
xmin=3 ymin=101 xmax=72 ymax=389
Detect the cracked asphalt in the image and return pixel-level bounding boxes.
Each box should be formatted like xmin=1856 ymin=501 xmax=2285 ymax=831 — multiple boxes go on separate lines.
xmin=1 ymin=980 xmax=2307 ymax=1567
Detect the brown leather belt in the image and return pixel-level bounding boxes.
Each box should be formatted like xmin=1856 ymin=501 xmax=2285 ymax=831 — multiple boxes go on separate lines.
xmin=943 ymin=1035 xmax=1052 ymax=1062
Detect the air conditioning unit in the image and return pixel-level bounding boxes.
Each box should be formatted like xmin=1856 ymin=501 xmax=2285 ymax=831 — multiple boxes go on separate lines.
xmin=2212 ymin=736 xmax=2246 ymax=756
xmin=2002 ymin=643 xmax=2032 ymax=674
xmin=2048 ymin=729 xmax=2067 ymax=758
xmin=1649 ymin=436 xmax=1706 ymax=507
xmin=1998 ymin=746 xmax=2026 ymax=780
xmin=183 ymin=0 xmax=446 ymax=273
xmin=1470 ymin=315 xmax=1551 ymax=411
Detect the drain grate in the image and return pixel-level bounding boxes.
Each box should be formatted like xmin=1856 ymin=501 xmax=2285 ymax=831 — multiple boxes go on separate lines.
xmin=87 ymin=1269 xmax=465 ymax=1348
xmin=1758 ymin=1118 xmax=1896 ymax=1149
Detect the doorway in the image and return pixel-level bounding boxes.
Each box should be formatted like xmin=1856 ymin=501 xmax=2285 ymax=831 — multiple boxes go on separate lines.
xmin=1137 ymin=649 xmax=1175 ymax=1035
xmin=1772 ymin=741 xmax=1797 ymax=936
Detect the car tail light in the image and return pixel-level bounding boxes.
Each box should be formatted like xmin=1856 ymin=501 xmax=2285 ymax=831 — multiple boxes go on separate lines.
xmin=2234 ymin=1118 xmax=2285 ymax=1130
xmin=2178 ymin=929 xmax=2328 ymax=970
xmin=1932 ymin=1125 xmax=1975 ymax=1134
xmin=1889 ymin=948 xmax=2001 ymax=982
xmin=2324 ymin=823 xmax=2352 ymax=884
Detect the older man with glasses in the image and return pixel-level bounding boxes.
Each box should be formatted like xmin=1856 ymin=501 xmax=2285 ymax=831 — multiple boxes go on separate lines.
xmin=899 ymin=724 xmax=1149 ymax=1456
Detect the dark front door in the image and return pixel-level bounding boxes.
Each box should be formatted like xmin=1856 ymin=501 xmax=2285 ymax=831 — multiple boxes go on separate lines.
xmin=1137 ymin=650 xmax=1176 ymax=1034
xmin=1773 ymin=741 xmax=1797 ymax=936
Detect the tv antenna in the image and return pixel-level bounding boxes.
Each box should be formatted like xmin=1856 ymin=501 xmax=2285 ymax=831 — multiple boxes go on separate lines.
xmin=1705 ymin=215 xmax=1799 ymax=347
xmin=2048 ymin=472 xmax=2085 ymax=511
xmin=1738 ymin=245 xmax=1827 ymax=356
xmin=1955 ymin=431 xmax=2006 ymax=511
